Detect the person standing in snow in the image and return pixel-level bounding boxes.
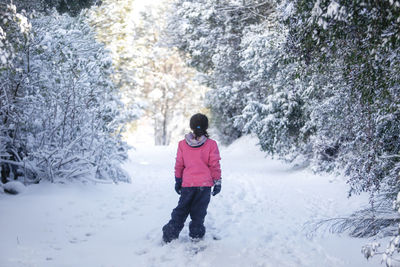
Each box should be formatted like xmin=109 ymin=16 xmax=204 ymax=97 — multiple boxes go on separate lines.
xmin=162 ymin=113 xmax=222 ymax=243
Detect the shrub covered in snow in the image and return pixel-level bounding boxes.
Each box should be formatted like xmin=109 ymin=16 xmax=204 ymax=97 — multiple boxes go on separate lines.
xmin=0 ymin=3 xmax=138 ymax=184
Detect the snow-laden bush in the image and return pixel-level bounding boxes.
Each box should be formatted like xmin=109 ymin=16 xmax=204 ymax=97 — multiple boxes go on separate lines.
xmin=1 ymin=7 xmax=137 ymax=184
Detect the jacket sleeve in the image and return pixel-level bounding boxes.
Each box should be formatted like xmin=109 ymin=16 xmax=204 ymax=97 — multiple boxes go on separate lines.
xmin=209 ymin=141 xmax=221 ymax=181
xmin=174 ymin=142 xmax=184 ymax=178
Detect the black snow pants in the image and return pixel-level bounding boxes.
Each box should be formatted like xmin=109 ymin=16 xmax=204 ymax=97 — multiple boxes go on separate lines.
xmin=162 ymin=186 xmax=211 ymax=243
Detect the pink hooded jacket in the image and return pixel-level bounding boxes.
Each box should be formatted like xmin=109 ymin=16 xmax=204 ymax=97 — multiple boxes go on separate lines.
xmin=175 ymin=138 xmax=221 ymax=187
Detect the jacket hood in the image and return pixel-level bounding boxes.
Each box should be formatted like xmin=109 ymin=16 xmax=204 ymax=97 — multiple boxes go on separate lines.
xmin=185 ymin=132 xmax=207 ymax=147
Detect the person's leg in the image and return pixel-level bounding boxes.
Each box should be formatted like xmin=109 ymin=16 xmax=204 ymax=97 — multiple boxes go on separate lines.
xmin=162 ymin=187 xmax=194 ymax=242
xmin=189 ymin=187 xmax=211 ymax=239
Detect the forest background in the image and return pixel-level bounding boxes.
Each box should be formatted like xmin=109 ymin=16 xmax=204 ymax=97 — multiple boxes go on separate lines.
xmin=1 ymin=0 xmax=400 ymax=264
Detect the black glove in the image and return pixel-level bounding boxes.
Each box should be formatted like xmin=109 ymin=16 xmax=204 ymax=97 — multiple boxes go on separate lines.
xmin=175 ymin=177 xmax=182 ymax=195
xmin=212 ymin=179 xmax=221 ymax=196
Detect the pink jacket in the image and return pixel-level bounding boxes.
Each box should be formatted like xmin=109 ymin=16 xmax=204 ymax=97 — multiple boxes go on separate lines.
xmin=175 ymin=138 xmax=221 ymax=187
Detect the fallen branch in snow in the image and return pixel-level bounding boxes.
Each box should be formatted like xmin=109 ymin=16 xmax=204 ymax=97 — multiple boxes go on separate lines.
xmin=306 ymin=202 xmax=399 ymax=239
xmin=306 ymin=215 xmax=400 ymax=239
xmin=0 ymin=159 xmax=25 ymax=167
xmin=305 ymin=190 xmax=400 ymax=239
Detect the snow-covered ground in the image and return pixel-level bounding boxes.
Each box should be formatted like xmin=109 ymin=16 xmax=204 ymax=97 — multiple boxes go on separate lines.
xmin=0 ymin=136 xmax=381 ymax=267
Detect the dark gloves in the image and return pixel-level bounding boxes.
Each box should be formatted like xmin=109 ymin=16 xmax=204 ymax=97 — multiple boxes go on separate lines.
xmin=212 ymin=179 xmax=221 ymax=196
xmin=175 ymin=177 xmax=182 ymax=195
xmin=175 ymin=177 xmax=221 ymax=196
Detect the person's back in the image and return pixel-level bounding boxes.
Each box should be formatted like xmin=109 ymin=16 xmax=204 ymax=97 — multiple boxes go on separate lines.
xmin=162 ymin=113 xmax=222 ymax=243
xmin=175 ymin=137 xmax=221 ymax=187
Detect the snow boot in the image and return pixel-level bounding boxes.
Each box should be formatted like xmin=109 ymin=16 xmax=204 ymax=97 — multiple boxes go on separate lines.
xmin=162 ymin=222 xmax=183 ymax=243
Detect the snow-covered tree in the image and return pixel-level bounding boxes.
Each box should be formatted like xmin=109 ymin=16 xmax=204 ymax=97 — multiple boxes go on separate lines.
xmin=26 ymin=12 xmax=135 ymax=182
xmin=238 ymin=0 xmax=400 ymax=259
xmin=235 ymin=14 xmax=312 ymax=161
xmin=1 ymin=3 xmax=137 ymax=184
xmin=133 ymin=3 xmax=207 ymax=145
xmin=88 ymin=0 xmax=136 ymax=96
xmin=0 ymin=2 xmax=32 ymax=183
xmin=282 ymin=0 xmax=400 ymax=195
xmin=168 ymin=0 xmax=275 ymax=144
xmin=170 ymin=0 xmax=400 ymax=260
xmin=0 ymin=2 xmax=31 ymax=69
xmin=281 ymin=0 xmax=400 ymax=262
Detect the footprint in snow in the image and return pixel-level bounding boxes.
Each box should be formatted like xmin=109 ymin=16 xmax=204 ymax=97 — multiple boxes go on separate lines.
xmin=135 ymin=248 xmax=149 ymax=255
xmin=69 ymin=237 xmax=83 ymax=244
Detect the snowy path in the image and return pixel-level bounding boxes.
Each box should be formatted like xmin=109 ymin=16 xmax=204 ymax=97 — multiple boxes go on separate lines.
xmin=0 ymin=136 xmax=381 ymax=267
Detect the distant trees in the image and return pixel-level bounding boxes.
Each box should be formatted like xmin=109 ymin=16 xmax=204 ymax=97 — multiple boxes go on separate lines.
xmin=132 ymin=3 xmax=207 ymax=145
xmin=169 ymin=0 xmax=400 ymax=264
xmin=0 ymin=1 xmax=137 ymax=184
xmin=88 ymin=0 xmax=138 ymax=109
xmin=168 ymin=0 xmax=275 ymax=144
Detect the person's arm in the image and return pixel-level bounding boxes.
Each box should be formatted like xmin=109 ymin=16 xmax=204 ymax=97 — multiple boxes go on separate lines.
xmin=209 ymin=141 xmax=222 ymax=196
xmin=209 ymin=141 xmax=221 ymax=182
xmin=174 ymin=141 xmax=185 ymax=182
